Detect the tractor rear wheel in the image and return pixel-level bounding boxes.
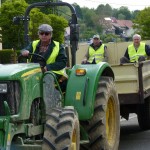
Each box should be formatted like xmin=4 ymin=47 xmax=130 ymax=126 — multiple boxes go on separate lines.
xmin=81 ymin=77 xmax=120 ymax=150
xmin=42 ymin=106 xmax=80 ymax=150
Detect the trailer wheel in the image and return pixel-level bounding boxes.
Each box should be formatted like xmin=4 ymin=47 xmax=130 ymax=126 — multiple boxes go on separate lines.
xmin=42 ymin=107 xmax=80 ymax=150
xmin=138 ymin=98 xmax=150 ymax=130
xmin=81 ymin=77 xmax=120 ymax=150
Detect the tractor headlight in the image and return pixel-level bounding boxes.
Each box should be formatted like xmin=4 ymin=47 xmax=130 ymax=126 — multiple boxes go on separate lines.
xmin=0 ymin=83 xmax=7 ymax=93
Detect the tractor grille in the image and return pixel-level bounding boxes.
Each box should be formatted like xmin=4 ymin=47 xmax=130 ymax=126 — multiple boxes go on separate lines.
xmin=0 ymin=81 xmax=20 ymax=116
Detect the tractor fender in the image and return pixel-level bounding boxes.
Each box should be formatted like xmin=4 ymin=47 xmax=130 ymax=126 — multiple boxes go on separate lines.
xmin=65 ymin=62 xmax=114 ymax=120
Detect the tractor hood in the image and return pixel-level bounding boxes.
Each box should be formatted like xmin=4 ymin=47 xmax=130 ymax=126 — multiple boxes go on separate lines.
xmin=0 ymin=63 xmax=41 ymax=78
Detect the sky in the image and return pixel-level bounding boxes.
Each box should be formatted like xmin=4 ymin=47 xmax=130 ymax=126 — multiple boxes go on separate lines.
xmin=62 ymin=0 xmax=150 ymax=11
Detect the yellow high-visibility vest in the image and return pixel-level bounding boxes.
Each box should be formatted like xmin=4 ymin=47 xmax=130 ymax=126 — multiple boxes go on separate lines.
xmin=32 ymin=40 xmax=67 ymax=77
xmin=88 ymin=44 xmax=105 ymax=63
xmin=128 ymin=43 xmax=147 ymax=62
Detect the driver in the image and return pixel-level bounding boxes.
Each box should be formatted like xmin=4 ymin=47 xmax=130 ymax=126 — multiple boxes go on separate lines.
xmin=21 ymin=24 xmax=67 ymax=91
xmin=21 ymin=24 xmax=68 ymax=83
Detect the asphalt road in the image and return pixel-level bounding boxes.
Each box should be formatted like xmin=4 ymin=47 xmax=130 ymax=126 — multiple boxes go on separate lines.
xmin=119 ymin=114 xmax=150 ymax=150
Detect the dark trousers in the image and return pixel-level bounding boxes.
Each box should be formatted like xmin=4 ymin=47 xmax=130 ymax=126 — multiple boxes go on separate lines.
xmin=55 ymin=74 xmax=67 ymax=93
xmin=120 ymin=56 xmax=145 ymax=64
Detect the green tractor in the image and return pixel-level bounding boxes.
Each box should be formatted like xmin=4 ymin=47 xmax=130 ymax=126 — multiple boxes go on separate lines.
xmin=0 ymin=1 xmax=120 ymax=150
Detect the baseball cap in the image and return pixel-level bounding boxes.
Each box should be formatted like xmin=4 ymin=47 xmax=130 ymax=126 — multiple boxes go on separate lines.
xmin=38 ymin=24 xmax=53 ymax=32
xmin=93 ymin=34 xmax=100 ymax=39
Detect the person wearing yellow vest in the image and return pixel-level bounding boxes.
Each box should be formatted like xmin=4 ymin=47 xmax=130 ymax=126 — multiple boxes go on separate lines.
xmin=120 ymin=34 xmax=150 ymax=64
xmin=82 ymin=34 xmax=108 ymax=64
xmin=21 ymin=24 xmax=67 ymax=91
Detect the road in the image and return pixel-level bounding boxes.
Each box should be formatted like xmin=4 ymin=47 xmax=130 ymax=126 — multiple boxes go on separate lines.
xmin=119 ymin=114 xmax=150 ymax=150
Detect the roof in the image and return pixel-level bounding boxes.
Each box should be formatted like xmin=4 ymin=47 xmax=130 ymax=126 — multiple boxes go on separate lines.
xmin=103 ymin=18 xmax=133 ymax=29
xmin=116 ymin=20 xmax=133 ymax=28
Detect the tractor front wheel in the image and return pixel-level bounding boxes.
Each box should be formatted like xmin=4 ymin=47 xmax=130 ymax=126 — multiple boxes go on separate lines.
xmin=42 ymin=106 xmax=80 ymax=150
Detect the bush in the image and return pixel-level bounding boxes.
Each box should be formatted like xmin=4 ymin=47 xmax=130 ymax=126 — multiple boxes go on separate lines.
xmin=0 ymin=49 xmax=20 ymax=64
xmin=101 ymin=34 xmax=121 ymax=43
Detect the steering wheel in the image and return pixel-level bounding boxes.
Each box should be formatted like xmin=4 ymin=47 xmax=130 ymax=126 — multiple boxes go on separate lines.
xmin=18 ymin=53 xmax=46 ymax=68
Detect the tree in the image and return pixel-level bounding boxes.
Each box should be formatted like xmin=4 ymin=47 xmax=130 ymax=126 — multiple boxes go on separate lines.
xmin=117 ymin=6 xmax=131 ymax=20
xmin=131 ymin=10 xmax=140 ymax=19
xmin=82 ymin=7 xmax=97 ymax=27
xmin=47 ymin=14 xmax=68 ymax=43
xmin=133 ymin=7 xmax=150 ymax=39
xmin=1 ymin=0 xmax=6 ymax=3
xmin=73 ymin=3 xmax=83 ymax=19
xmin=28 ymin=7 xmax=68 ymax=43
xmin=96 ymin=4 xmax=112 ymax=17
xmin=27 ymin=8 xmax=68 ymax=43
xmin=0 ymin=0 xmax=28 ymax=49
xmin=112 ymin=8 xmax=118 ymax=18
xmin=25 ymin=0 xmax=50 ymax=4
xmin=29 ymin=8 xmax=52 ymax=41
xmin=0 ymin=0 xmax=68 ymax=49
xmin=118 ymin=13 xmax=126 ymax=20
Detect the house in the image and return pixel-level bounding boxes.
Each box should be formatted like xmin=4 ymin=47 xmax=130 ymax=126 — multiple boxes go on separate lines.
xmin=101 ymin=17 xmax=135 ymax=39
xmin=112 ymin=19 xmax=134 ymax=37
xmin=99 ymin=17 xmax=115 ymax=34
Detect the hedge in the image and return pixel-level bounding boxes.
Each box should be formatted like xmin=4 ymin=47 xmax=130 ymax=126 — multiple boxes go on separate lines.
xmin=0 ymin=49 xmax=21 ymax=64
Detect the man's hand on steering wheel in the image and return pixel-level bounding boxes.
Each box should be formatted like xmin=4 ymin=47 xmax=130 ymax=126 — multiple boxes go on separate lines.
xmin=21 ymin=50 xmax=29 ymax=57
xmin=18 ymin=52 xmax=47 ymax=72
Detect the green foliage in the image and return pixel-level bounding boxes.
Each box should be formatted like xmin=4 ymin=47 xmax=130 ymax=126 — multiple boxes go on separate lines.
xmin=25 ymin=0 xmax=44 ymax=4
xmin=0 ymin=0 xmax=69 ymax=49
xmin=48 ymin=14 xmax=68 ymax=43
xmin=25 ymin=0 xmax=60 ymax=15
xmin=112 ymin=6 xmax=131 ymax=20
xmin=0 ymin=49 xmax=20 ymax=64
xmin=82 ymin=8 xmax=97 ymax=27
xmin=133 ymin=7 xmax=150 ymax=39
xmin=82 ymin=27 xmax=96 ymax=39
xmin=29 ymin=8 xmax=68 ymax=43
xmin=0 ymin=0 xmax=28 ymax=49
xmin=73 ymin=3 xmax=83 ymax=19
xmin=0 ymin=0 xmax=144 ymax=47
xmin=29 ymin=10 xmax=68 ymax=43
xmin=131 ymin=10 xmax=140 ymax=19
xmin=78 ymin=4 xmax=135 ymax=40
xmin=96 ymin=4 xmax=112 ymax=17
xmin=29 ymin=8 xmax=52 ymax=40
xmin=1 ymin=0 xmax=6 ymax=3
xmin=118 ymin=7 xmax=131 ymax=20
xmin=118 ymin=13 xmax=126 ymax=20
xmin=101 ymin=34 xmax=121 ymax=43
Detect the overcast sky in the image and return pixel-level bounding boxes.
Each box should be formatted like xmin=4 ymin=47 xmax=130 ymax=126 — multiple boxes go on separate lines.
xmin=62 ymin=0 xmax=150 ymax=11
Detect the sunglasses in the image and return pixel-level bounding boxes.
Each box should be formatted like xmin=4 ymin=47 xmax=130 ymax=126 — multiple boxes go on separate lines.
xmin=39 ymin=32 xmax=50 ymax=36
